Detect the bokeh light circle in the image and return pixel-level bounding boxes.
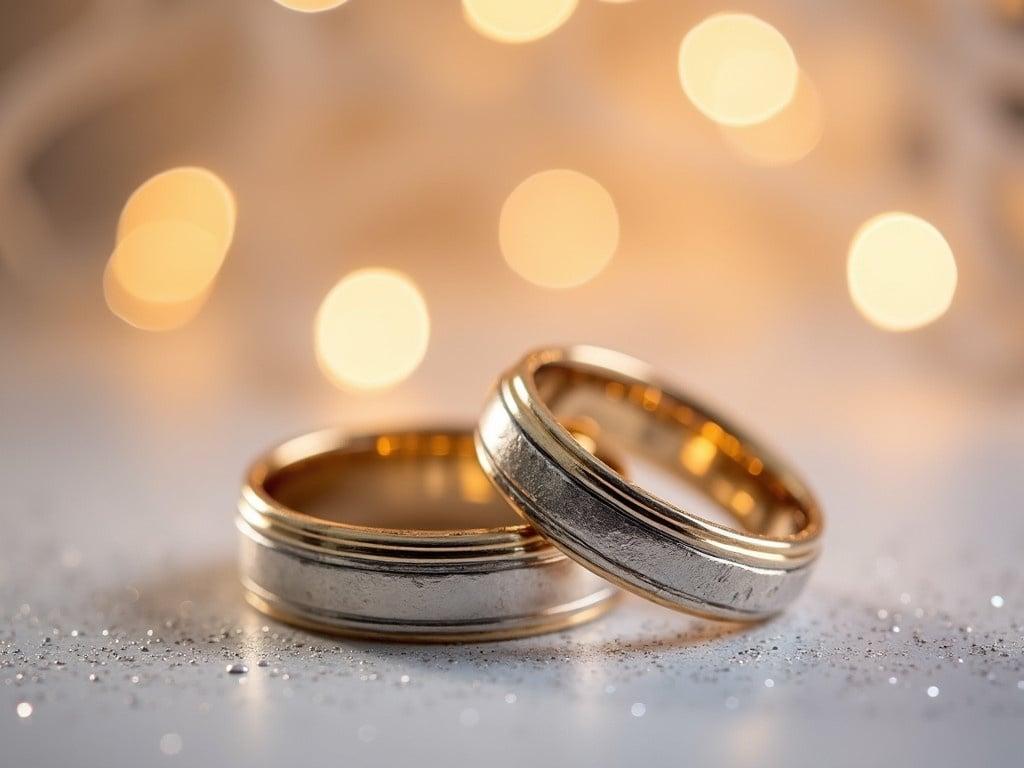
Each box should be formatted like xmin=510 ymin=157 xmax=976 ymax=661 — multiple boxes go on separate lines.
xmin=679 ymin=13 xmax=798 ymax=127
xmin=105 ymin=221 xmax=223 ymax=331
xmin=107 ymin=167 xmax=234 ymax=332
xmin=499 ymin=169 xmax=619 ymax=289
xmin=108 ymin=221 xmax=223 ymax=304
xmin=273 ymin=0 xmax=349 ymax=12
xmin=463 ymin=0 xmax=578 ymax=44
xmin=721 ymin=71 xmax=823 ymax=166
xmin=104 ymin=266 xmax=210 ymax=332
xmin=847 ymin=213 xmax=958 ymax=332
xmin=117 ymin=167 xmax=236 ymax=253
xmin=315 ymin=269 xmax=431 ymax=391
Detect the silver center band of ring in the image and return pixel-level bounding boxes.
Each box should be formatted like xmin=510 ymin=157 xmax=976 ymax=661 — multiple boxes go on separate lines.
xmin=237 ymin=427 xmax=617 ymax=642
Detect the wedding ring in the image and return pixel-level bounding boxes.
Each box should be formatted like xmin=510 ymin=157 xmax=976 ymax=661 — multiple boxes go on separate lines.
xmin=238 ymin=427 xmax=617 ymax=641
xmin=476 ymin=346 xmax=824 ymax=621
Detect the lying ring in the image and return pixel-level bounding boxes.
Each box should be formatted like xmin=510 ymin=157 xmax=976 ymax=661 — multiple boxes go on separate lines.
xmin=476 ymin=345 xmax=823 ymax=622
xmin=237 ymin=427 xmax=617 ymax=642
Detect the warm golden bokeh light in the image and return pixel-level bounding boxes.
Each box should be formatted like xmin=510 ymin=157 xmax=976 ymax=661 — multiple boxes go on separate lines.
xmin=105 ymin=221 xmax=223 ymax=331
xmin=847 ymin=213 xmax=958 ymax=332
xmin=315 ymin=269 xmax=431 ymax=391
xmin=679 ymin=13 xmax=798 ymax=127
xmin=117 ymin=167 xmax=236 ymax=252
xmin=499 ymin=169 xmax=619 ymax=289
xmin=679 ymin=435 xmax=717 ymax=477
xmin=104 ymin=267 xmax=210 ymax=332
xmin=273 ymin=0 xmax=349 ymax=12
xmin=463 ymin=0 xmax=578 ymax=44
xmin=109 ymin=221 xmax=223 ymax=303
xmin=721 ymin=71 xmax=823 ymax=166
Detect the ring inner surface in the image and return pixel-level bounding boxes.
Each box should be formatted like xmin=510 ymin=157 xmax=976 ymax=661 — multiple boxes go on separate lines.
xmin=264 ymin=433 xmax=521 ymax=532
xmin=534 ymin=363 xmax=812 ymax=538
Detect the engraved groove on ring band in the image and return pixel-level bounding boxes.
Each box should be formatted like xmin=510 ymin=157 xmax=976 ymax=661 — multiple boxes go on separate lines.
xmin=475 ymin=421 xmax=808 ymax=620
xmin=237 ymin=426 xmax=618 ymax=641
xmin=474 ymin=346 xmax=823 ymax=621
xmin=494 ymin=375 xmax=817 ymax=570
xmin=503 ymin=364 xmax=821 ymax=562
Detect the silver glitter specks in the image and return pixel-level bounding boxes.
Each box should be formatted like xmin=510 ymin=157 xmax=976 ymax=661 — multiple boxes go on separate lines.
xmin=225 ymin=663 xmax=248 ymax=675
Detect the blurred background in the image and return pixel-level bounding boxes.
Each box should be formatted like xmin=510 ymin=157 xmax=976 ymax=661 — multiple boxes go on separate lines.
xmin=2 ymin=0 xmax=1023 ymax=559
xmin=2 ymin=1 xmax=1024 ymax=765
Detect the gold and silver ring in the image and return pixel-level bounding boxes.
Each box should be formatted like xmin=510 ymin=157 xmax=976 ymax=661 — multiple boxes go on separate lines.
xmin=475 ymin=345 xmax=823 ymax=622
xmin=237 ymin=427 xmax=617 ymax=642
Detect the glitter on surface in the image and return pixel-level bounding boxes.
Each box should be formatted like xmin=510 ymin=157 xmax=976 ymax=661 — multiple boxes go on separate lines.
xmin=16 ymin=702 xmax=33 ymax=718
xmin=927 ymin=686 xmax=940 ymax=698
xmin=630 ymin=702 xmax=646 ymax=717
xmin=3 ymin=281 xmax=1024 ymax=765
xmin=991 ymin=595 xmax=1005 ymax=608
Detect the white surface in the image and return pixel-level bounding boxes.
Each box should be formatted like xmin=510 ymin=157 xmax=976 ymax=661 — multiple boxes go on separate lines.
xmin=2 ymin=306 xmax=1022 ymax=767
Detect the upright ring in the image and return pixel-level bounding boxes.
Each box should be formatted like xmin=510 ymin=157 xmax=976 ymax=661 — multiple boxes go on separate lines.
xmin=476 ymin=346 xmax=824 ymax=621
xmin=238 ymin=427 xmax=617 ymax=642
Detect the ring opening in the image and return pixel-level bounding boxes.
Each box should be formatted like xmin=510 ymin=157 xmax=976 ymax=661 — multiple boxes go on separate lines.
xmin=263 ymin=432 xmax=521 ymax=532
xmin=533 ymin=362 xmax=813 ymax=538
